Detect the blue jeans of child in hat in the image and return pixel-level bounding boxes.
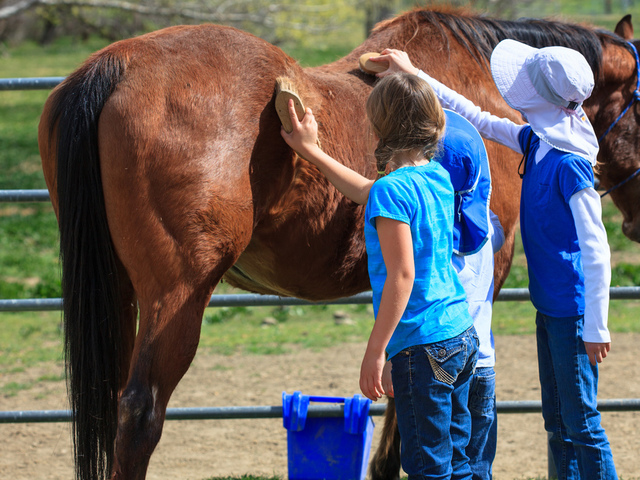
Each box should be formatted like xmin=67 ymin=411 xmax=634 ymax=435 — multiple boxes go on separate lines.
xmin=467 ymin=366 xmax=497 ymax=480
xmin=536 ymin=312 xmax=618 ymax=480
xmin=391 ymin=325 xmax=479 ymax=480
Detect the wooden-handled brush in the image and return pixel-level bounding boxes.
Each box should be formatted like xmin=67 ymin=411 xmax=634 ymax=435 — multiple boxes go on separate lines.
xmin=359 ymin=52 xmax=389 ymax=75
xmin=275 ymin=77 xmax=305 ymax=133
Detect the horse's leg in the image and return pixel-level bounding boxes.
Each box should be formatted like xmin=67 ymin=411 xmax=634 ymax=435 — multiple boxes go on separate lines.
xmin=107 ymin=223 xmax=246 ymax=480
xmin=116 ymin=262 xmax=138 ymax=390
xmin=111 ymin=284 xmax=214 ymax=479
xmin=99 ymin=154 xmax=252 ymax=480
xmin=369 ymin=397 xmax=402 ymax=480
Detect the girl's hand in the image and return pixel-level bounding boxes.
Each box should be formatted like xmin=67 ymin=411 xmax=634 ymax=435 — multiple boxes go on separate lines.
xmin=584 ymin=341 xmax=611 ymax=365
xmin=280 ymin=100 xmax=320 ymax=160
xmin=381 ymin=360 xmax=394 ymax=398
xmin=360 ymin=348 xmax=386 ymax=401
xmin=374 ymin=49 xmax=420 ymax=77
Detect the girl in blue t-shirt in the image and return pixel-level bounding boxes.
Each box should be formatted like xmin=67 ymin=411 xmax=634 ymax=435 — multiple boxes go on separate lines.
xmin=281 ymin=73 xmax=479 ymax=479
xmin=371 ymin=43 xmax=617 ymax=479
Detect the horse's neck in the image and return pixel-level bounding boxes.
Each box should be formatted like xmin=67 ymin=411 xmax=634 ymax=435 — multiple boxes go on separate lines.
xmin=585 ymin=41 xmax=636 ymax=137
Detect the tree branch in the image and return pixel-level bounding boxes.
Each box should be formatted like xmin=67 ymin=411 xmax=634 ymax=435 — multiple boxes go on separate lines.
xmin=0 ymin=0 xmax=39 ymax=20
xmin=0 ymin=0 xmax=340 ymax=28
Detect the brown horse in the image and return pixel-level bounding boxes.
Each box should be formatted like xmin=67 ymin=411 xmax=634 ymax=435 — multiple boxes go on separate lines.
xmin=37 ymin=6 xmax=640 ymax=480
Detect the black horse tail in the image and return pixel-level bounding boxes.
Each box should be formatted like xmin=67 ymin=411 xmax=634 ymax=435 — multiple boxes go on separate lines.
xmin=46 ymin=52 xmax=127 ymax=480
xmin=370 ymin=397 xmax=402 ymax=480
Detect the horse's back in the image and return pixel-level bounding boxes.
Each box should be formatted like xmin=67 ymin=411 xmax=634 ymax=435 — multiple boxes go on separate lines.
xmin=41 ymin=23 xmax=377 ymax=302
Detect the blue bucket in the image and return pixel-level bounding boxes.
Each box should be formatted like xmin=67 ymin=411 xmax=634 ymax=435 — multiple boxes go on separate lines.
xmin=282 ymin=391 xmax=374 ymax=480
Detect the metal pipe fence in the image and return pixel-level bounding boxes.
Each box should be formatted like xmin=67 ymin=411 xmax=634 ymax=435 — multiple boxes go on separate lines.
xmin=0 ymin=77 xmax=65 ymax=91
xmin=2 ymin=287 xmax=640 ymax=312
xmin=3 ymin=398 xmax=640 ymax=425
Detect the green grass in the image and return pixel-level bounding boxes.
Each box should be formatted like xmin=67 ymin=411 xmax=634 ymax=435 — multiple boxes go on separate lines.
xmin=199 ymin=302 xmax=374 ymax=355
xmin=1 ymin=37 xmax=111 ymax=77
xmin=0 ymin=311 xmax=64 ymax=372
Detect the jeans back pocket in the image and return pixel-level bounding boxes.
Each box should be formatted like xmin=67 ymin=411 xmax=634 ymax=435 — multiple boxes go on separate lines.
xmin=425 ymin=338 xmax=467 ymax=386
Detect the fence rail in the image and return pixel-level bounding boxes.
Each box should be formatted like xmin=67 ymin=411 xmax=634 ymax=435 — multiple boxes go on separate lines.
xmin=0 ymin=77 xmax=65 ymax=91
xmin=2 ymin=398 xmax=640 ymax=425
xmin=2 ymin=286 xmax=640 ymax=313
xmin=0 ymin=189 xmax=50 ymax=202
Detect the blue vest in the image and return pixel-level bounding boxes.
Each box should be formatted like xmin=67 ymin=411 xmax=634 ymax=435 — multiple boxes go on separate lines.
xmin=519 ymin=126 xmax=593 ymax=316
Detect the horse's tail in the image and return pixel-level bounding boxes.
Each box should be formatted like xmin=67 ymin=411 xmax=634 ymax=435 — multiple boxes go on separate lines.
xmin=44 ymin=52 xmax=127 ymax=480
xmin=370 ymin=397 xmax=402 ymax=480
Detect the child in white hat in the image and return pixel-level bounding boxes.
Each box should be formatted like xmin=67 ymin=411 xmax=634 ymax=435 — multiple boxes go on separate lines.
xmin=371 ymin=41 xmax=616 ymax=479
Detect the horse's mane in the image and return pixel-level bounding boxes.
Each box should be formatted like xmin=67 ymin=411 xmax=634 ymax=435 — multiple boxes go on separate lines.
xmin=377 ymin=7 xmax=631 ymax=81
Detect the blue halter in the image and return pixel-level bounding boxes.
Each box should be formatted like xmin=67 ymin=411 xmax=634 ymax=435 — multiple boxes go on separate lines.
xmin=599 ymin=41 xmax=640 ymax=198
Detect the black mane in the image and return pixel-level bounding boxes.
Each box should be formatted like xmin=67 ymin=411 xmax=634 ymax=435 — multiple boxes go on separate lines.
xmin=406 ymin=9 xmax=630 ymax=80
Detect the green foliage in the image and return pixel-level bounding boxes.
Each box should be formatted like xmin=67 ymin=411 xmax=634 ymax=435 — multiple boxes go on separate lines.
xmin=282 ymin=42 xmax=357 ymax=66
xmin=268 ymin=0 xmax=363 ymax=46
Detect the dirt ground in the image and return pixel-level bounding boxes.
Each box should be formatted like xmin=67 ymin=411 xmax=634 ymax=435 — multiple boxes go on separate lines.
xmin=2 ymin=333 xmax=639 ymax=480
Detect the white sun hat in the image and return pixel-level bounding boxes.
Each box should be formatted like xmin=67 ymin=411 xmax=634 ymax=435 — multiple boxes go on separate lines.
xmin=490 ymin=39 xmax=599 ymax=166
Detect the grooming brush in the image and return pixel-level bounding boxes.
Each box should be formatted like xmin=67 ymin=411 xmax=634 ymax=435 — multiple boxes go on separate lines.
xmin=359 ymin=52 xmax=389 ymax=75
xmin=275 ymin=77 xmax=305 ymax=133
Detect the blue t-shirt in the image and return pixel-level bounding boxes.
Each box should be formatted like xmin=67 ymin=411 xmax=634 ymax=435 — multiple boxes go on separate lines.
xmin=519 ymin=126 xmax=593 ymax=317
xmin=364 ymin=162 xmax=472 ymax=359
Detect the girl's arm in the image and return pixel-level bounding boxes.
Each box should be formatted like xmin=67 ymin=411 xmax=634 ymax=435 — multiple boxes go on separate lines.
xmin=373 ymin=49 xmax=524 ymax=154
xmin=360 ymin=217 xmax=414 ymax=401
xmin=280 ymin=100 xmax=373 ymax=205
xmin=569 ymin=188 xmax=612 ymax=364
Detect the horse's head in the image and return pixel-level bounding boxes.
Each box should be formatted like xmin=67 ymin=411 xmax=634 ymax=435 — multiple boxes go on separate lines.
xmin=590 ymin=15 xmax=640 ymax=242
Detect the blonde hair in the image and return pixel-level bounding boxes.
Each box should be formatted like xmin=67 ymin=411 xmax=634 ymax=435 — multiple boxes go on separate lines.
xmin=366 ymin=72 xmax=446 ymax=174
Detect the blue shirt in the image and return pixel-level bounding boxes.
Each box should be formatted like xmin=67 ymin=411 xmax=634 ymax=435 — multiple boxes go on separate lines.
xmin=364 ymin=162 xmax=472 ymax=359
xmin=519 ymin=126 xmax=593 ymax=316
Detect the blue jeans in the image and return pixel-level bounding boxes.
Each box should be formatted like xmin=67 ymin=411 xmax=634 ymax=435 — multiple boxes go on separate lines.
xmin=467 ymin=366 xmax=497 ymax=480
xmin=391 ymin=326 xmax=479 ymax=480
xmin=535 ymin=312 xmax=617 ymax=480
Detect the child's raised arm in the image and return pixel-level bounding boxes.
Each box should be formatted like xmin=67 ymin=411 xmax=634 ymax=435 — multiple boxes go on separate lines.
xmin=375 ymin=49 xmax=524 ymax=154
xmin=280 ymin=100 xmax=374 ymax=205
